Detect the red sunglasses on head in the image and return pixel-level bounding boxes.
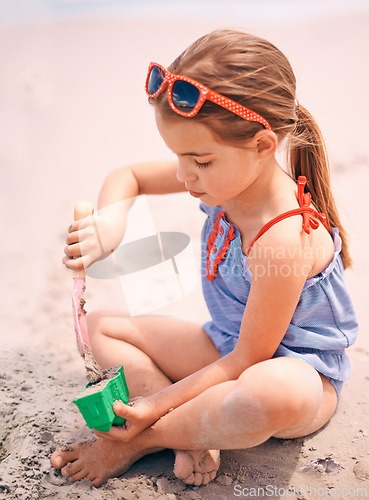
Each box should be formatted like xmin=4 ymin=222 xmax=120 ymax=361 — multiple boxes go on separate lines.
xmin=145 ymin=62 xmax=271 ymax=130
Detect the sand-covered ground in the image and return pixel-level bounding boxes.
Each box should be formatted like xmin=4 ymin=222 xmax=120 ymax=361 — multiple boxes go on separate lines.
xmin=1 ymin=4 xmax=369 ymax=499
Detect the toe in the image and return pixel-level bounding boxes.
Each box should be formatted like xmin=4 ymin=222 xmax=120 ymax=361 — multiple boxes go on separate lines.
xmin=50 ymin=450 xmax=64 ymax=469
xmin=51 ymin=446 xmax=78 ymax=469
xmin=201 ymin=472 xmax=211 ymax=485
xmin=209 ymin=470 xmax=217 ymax=482
xmin=61 ymin=460 xmax=82 ymax=478
xmin=192 ymin=472 xmax=203 ymax=487
xmin=91 ymin=476 xmax=105 ymax=487
xmin=182 ymin=472 xmax=195 ymax=485
xmin=67 ymin=469 xmax=88 ymax=483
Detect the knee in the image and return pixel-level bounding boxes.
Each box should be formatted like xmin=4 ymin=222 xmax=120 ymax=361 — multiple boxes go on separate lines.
xmin=220 ymin=382 xmax=269 ymax=435
xmin=227 ymin=360 xmax=323 ymax=433
xmin=86 ymin=310 xmax=105 ymax=340
xmin=86 ymin=310 xmax=139 ymax=346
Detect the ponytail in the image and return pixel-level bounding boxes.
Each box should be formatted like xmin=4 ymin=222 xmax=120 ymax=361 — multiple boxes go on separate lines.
xmin=288 ymin=104 xmax=351 ymax=268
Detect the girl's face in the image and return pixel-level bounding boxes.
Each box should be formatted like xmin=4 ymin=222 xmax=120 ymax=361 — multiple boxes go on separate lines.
xmin=155 ymin=112 xmax=265 ymax=209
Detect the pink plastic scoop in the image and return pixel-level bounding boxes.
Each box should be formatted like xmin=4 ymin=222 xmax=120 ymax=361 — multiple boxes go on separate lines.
xmin=72 ymin=201 xmax=94 ymax=356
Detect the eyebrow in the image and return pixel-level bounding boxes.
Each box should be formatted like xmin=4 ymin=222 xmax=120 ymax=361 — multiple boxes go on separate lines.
xmin=179 ymin=152 xmax=212 ymax=157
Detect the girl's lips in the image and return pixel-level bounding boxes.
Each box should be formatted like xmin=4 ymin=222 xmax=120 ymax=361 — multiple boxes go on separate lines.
xmin=188 ymin=190 xmax=205 ymax=198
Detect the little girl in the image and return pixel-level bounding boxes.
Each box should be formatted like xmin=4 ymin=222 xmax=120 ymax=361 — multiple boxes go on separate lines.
xmin=51 ymin=30 xmax=358 ymax=487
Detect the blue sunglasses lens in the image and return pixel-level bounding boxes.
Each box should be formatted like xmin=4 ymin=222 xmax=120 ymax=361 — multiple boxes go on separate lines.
xmin=172 ymin=80 xmax=200 ymax=112
xmin=147 ymin=65 xmax=165 ymax=94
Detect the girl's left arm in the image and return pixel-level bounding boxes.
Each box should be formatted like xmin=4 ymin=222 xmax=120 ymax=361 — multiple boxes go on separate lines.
xmin=98 ymin=232 xmax=314 ymax=441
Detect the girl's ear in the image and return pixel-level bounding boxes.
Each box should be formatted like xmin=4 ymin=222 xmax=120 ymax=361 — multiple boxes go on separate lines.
xmin=253 ymin=130 xmax=278 ymax=159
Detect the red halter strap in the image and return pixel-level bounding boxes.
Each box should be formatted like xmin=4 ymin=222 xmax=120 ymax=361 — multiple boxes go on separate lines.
xmin=246 ymin=176 xmax=330 ymax=258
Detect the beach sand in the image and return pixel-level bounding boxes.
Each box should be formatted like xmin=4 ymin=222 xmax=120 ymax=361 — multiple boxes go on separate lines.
xmin=1 ymin=8 xmax=369 ymax=499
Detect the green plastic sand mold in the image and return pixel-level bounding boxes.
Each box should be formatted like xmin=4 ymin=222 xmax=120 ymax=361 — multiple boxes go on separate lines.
xmin=73 ymin=365 xmax=129 ymax=432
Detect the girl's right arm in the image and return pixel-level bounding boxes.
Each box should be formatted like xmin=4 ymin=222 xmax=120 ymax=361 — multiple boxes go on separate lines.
xmin=63 ymin=160 xmax=184 ymax=271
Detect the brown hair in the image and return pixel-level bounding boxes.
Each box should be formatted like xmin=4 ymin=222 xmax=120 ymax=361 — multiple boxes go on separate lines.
xmin=151 ymin=29 xmax=351 ymax=268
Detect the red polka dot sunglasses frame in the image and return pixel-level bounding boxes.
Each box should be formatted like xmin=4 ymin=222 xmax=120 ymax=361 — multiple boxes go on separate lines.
xmin=145 ymin=62 xmax=271 ymax=129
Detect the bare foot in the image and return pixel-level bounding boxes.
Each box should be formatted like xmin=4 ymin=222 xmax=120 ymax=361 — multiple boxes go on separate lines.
xmin=50 ymin=437 xmax=150 ymax=487
xmin=174 ymin=449 xmax=220 ymax=486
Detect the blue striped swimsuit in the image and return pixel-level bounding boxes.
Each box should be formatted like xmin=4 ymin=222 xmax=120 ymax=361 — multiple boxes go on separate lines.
xmin=200 ymin=180 xmax=358 ymax=396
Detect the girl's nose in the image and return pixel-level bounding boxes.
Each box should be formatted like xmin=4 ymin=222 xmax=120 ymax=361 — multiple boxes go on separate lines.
xmin=176 ymin=159 xmax=197 ymax=183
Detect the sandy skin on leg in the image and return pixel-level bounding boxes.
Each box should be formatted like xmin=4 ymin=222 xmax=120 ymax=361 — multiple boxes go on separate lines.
xmin=51 ymin=358 xmax=337 ymax=487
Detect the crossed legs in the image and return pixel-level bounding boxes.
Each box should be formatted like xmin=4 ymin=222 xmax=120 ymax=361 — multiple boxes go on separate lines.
xmin=51 ymin=310 xmax=337 ymax=487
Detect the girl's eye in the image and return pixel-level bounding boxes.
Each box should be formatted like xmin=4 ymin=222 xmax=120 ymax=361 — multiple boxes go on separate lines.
xmin=194 ymin=159 xmax=211 ymax=168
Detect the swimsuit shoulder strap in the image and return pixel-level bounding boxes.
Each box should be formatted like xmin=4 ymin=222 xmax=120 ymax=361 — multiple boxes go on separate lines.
xmin=246 ymin=176 xmax=330 ymax=258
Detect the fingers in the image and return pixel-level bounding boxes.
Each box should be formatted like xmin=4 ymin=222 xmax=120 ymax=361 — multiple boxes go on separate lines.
xmin=95 ymin=425 xmax=129 ymax=442
xmin=63 ymin=241 xmax=87 ymax=271
xmin=66 ymin=224 xmax=96 ymax=248
xmin=113 ymin=400 xmax=130 ymax=418
xmin=64 ymin=242 xmax=82 ymax=259
xmin=65 ymin=230 xmax=79 ymax=246
xmin=63 ymin=218 xmax=100 ymax=270
xmin=93 ymin=402 xmax=143 ymax=442
xmin=63 ymin=255 xmax=86 ymax=271
xmin=69 ymin=215 xmax=95 ymax=232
